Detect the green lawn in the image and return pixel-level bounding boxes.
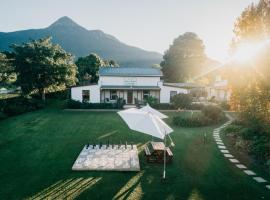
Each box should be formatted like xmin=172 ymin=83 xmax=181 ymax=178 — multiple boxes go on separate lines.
xmin=0 ymin=108 xmax=269 ymax=199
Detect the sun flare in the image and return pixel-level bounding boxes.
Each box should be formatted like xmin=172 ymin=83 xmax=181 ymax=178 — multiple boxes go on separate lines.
xmin=232 ymin=40 xmax=270 ymax=63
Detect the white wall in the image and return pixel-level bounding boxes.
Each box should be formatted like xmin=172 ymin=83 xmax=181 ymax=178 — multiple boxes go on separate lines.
xmin=159 ymin=85 xmax=188 ymax=103
xmin=99 ymin=76 xmax=160 ymax=86
xmin=71 ymin=85 xmax=100 ymax=103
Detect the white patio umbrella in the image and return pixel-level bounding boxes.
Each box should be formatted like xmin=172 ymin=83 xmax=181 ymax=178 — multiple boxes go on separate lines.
xmin=140 ymin=104 xmax=168 ymax=119
xmin=118 ymin=108 xmax=173 ymax=179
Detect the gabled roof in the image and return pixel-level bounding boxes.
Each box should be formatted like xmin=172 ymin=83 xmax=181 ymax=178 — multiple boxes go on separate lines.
xmin=99 ymin=67 xmax=162 ymax=77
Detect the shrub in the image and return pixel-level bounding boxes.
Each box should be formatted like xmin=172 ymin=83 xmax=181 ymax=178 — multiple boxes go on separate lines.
xmin=222 ymin=124 xmax=243 ymax=135
xmin=250 ymin=136 xmax=269 ymax=162
xmin=0 ymin=112 xmax=7 ymax=120
xmin=201 ymin=105 xmax=225 ymax=122
xmin=1 ymin=97 xmax=44 ymax=117
xmin=151 ymin=103 xmax=176 ymax=110
xmin=66 ymin=99 xmax=124 ymax=109
xmin=188 ymin=103 xmax=205 ymax=110
xmin=145 ymin=96 xmax=158 ymax=106
xmin=171 ymin=93 xmax=192 ymax=109
xmin=172 ymin=114 xmax=212 ymax=127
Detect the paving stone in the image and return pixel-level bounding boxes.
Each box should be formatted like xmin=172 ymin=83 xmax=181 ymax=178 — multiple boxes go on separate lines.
xmin=243 ymin=170 xmax=256 ymax=176
xmin=229 ymin=159 xmax=239 ymax=163
xmin=220 ymin=149 xmax=229 ymax=153
xmin=224 ymin=153 xmax=233 ymax=158
xmin=215 ymin=139 xmax=222 ymax=142
xmin=216 ymin=142 xmax=224 ymax=145
xmin=218 ymin=145 xmax=226 ymax=149
xmin=266 ymin=185 xmax=270 ymax=189
xmin=253 ymin=177 xmax=267 ymax=183
xmin=236 ymin=164 xmax=247 ymax=169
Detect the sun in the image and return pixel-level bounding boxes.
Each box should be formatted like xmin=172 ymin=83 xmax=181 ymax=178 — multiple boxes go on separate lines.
xmin=232 ymin=40 xmax=270 ymax=63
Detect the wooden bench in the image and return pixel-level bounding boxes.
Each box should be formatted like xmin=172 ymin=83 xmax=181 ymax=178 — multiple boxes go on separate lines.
xmin=144 ymin=142 xmax=173 ymax=164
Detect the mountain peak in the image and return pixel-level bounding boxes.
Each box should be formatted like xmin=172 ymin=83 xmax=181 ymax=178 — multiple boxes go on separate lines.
xmin=49 ymin=16 xmax=81 ymax=28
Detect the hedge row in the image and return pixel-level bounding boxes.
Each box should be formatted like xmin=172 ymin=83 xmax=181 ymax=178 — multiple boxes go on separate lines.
xmin=0 ymin=97 xmax=45 ymax=118
xmin=66 ymin=99 xmax=124 ymax=109
xmin=172 ymin=105 xmax=226 ymax=127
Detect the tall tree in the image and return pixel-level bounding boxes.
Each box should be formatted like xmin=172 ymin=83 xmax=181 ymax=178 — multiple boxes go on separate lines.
xmin=12 ymin=37 xmax=77 ymax=100
xmin=161 ymin=32 xmax=207 ymax=82
xmin=75 ymin=53 xmax=104 ymax=84
xmin=0 ymin=52 xmax=15 ymax=85
xmin=103 ymin=59 xmax=119 ymax=67
xmin=229 ymin=0 xmax=270 ymax=128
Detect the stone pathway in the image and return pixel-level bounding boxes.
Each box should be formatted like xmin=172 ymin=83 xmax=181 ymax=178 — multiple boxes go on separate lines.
xmin=213 ymin=115 xmax=270 ymax=190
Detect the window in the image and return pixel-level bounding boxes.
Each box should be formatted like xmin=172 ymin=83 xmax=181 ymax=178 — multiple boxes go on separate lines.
xmin=82 ymin=90 xmax=90 ymax=102
xmin=170 ymin=91 xmax=177 ymax=102
xmin=143 ymin=90 xmax=150 ymax=100
xmin=110 ymin=90 xmax=117 ymax=100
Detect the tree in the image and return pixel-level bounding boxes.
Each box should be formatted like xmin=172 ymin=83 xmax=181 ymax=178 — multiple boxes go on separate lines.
xmin=0 ymin=52 xmax=15 ymax=85
xmin=161 ymin=32 xmax=207 ymax=82
xmin=104 ymin=59 xmax=119 ymax=67
xmin=229 ymin=0 xmax=270 ymax=131
xmin=12 ymin=37 xmax=77 ymax=101
xmin=76 ymin=53 xmax=104 ymax=84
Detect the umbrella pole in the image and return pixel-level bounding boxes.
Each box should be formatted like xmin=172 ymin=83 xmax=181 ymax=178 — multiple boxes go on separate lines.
xmin=163 ymin=133 xmax=166 ymax=179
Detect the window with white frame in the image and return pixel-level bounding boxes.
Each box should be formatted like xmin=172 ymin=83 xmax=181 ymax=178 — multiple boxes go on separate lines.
xmin=143 ymin=90 xmax=150 ymax=100
xmin=110 ymin=90 xmax=117 ymax=100
xmin=82 ymin=90 xmax=90 ymax=102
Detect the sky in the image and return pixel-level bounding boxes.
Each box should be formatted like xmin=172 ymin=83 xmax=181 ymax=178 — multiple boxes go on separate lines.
xmin=0 ymin=0 xmax=258 ymax=62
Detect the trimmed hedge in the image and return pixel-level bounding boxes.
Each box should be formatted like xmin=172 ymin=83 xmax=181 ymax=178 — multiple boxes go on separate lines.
xmin=0 ymin=97 xmax=45 ymax=117
xmin=152 ymin=103 xmax=176 ymax=110
xmin=66 ymin=99 xmax=124 ymax=109
xmin=172 ymin=114 xmax=212 ymax=127
xmin=173 ymin=105 xmax=225 ymax=127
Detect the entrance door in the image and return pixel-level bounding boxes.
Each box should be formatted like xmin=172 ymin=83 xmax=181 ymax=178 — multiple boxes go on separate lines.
xmin=127 ymin=91 xmax=133 ymax=104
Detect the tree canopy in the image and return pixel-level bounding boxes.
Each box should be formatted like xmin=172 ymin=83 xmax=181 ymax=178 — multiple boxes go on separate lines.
xmin=12 ymin=37 xmax=77 ymax=100
xmin=228 ymin=0 xmax=270 ymax=133
xmin=160 ymin=32 xmax=207 ymax=82
xmin=0 ymin=52 xmax=15 ymax=85
xmin=75 ymin=53 xmax=104 ymax=84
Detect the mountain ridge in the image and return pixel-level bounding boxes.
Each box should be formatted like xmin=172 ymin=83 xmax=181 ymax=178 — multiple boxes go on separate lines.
xmin=0 ymin=16 xmax=162 ymax=67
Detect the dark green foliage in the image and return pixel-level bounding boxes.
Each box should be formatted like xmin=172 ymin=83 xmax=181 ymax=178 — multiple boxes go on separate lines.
xmin=144 ymin=96 xmax=158 ymax=106
xmin=151 ymin=103 xmax=176 ymax=110
xmin=0 ymin=112 xmax=7 ymax=120
xmin=75 ymin=53 xmax=103 ymax=84
xmin=171 ymin=93 xmax=192 ymax=109
xmin=250 ymin=136 xmax=269 ymax=162
xmin=0 ymin=16 xmax=162 ymax=67
xmin=161 ymin=32 xmax=207 ymax=82
xmin=0 ymin=97 xmax=44 ymax=117
xmin=66 ymin=99 xmax=124 ymax=109
xmin=173 ymin=105 xmax=225 ymax=127
xmin=12 ymin=37 xmax=77 ymax=100
xmin=188 ymin=103 xmax=205 ymax=110
xmin=223 ymin=120 xmax=270 ymax=164
xmin=0 ymin=52 xmax=16 ymax=85
xmin=172 ymin=114 xmax=212 ymax=127
xmin=202 ymin=105 xmax=225 ymax=121
xmin=222 ymin=124 xmax=243 ymax=135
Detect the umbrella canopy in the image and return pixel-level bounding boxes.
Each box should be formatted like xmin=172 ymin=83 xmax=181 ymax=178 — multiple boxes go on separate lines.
xmin=140 ymin=104 xmax=168 ymax=119
xmin=118 ymin=108 xmax=173 ymax=139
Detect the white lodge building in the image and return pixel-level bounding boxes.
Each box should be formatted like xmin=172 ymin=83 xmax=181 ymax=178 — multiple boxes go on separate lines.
xmin=71 ymin=67 xmax=191 ymax=104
